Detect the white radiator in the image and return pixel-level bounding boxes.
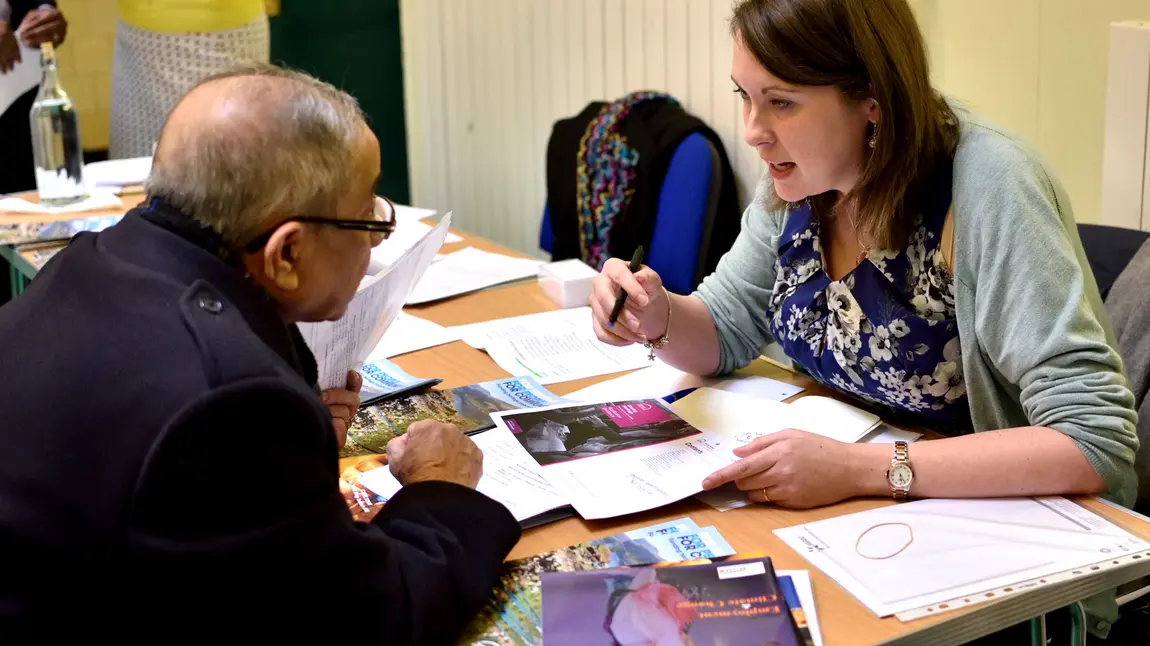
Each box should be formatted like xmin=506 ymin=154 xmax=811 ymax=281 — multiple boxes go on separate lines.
xmin=1101 ymin=20 xmax=1150 ymax=232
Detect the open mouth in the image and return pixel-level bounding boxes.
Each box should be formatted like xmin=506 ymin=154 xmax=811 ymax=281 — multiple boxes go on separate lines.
xmin=768 ymin=161 xmax=796 ymax=179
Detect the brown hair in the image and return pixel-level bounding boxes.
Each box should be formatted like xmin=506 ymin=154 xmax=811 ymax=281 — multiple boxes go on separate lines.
xmin=731 ymin=0 xmax=958 ymax=249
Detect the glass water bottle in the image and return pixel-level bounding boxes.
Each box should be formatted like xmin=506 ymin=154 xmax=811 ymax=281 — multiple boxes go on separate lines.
xmin=29 ymin=42 xmax=87 ymax=206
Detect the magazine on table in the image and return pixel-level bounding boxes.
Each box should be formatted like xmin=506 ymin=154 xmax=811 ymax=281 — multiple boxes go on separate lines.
xmin=456 ymin=518 xmax=737 ymax=646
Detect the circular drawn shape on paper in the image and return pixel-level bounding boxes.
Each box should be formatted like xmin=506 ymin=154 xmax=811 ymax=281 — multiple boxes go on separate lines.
xmin=855 ymin=522 xmax=914 ymax=560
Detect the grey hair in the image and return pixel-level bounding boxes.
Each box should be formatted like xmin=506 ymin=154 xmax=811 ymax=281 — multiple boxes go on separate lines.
xmin=146 ymin=63 xmax=367 ymax=246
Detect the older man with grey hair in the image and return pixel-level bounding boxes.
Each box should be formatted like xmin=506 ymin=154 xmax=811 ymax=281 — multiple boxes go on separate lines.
xmin=0 ymin=65 xmax=520 ymax=641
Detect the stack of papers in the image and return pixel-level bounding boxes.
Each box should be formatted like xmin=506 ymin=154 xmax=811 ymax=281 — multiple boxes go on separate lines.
xmin=365 ymin=312 xmax=459 ymax=359
xmin=299 ymin=213 xmax=451 ymax=389
xmin=407 ymin=246 xmax=544 ymax=305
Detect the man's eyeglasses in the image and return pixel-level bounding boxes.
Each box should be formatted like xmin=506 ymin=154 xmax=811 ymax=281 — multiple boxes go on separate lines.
xmin=242 ymin=195 xmax=397 ymax=254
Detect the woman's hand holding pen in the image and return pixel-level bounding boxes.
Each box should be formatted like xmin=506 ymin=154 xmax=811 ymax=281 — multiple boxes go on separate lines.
xmin=590 ymin=257 xmax=669 ymax=347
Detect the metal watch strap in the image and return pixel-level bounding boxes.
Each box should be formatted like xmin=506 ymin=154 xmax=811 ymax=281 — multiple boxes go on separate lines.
xmin=892 ymin=441 xmax=910 ymax=501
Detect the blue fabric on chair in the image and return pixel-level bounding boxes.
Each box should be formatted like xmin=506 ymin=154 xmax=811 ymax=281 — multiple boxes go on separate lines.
xmin=540 ymin=132 xmax=719 ymax=295
xmin=540 ymin=204 xmax=554 ymax=255
xmin=645 ymin=132 xmax=717 ymax=295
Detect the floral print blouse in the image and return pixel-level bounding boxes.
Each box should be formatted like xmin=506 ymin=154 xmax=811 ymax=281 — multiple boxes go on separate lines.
xmin=767 ymin=172 xmax=971 ymax=427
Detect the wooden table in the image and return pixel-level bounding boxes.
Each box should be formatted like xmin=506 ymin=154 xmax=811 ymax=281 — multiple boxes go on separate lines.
xmin=6 ymin=197 xmax=1149 ymax=644
xmin=355 ymin=229 xmax=1150 ymax=646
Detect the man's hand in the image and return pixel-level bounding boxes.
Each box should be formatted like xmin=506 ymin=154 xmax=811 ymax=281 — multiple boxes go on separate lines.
xmin=386 ymin=421 xmax=483 ymax=489
xmin=0 ymin=23 xmax=20 ymax=74
xmin=17 ymin=7 xmax=67 ymax=48
xmin=321 ymin=370 xmax=362 ymax=450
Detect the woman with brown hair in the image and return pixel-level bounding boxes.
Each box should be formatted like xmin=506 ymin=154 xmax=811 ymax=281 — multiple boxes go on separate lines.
xmin=591 ymin=0 xmax=1136 ymax=547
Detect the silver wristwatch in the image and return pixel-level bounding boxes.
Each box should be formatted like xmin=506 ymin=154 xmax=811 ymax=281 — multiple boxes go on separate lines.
xmin=886 ymin=441 xmax=913 ymax=501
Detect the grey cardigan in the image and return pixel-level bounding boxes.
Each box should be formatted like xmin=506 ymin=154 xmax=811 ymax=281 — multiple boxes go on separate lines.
xmin=695 ymin=110 xmax=1139 ymax=507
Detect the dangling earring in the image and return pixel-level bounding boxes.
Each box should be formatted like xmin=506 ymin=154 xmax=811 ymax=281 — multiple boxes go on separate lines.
xmin=868 ymin=124 xmax=878 ymax=149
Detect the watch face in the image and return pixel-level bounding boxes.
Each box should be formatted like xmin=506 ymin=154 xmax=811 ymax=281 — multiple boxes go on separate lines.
xmin=889 ymin=463 xmax=913 ymax=489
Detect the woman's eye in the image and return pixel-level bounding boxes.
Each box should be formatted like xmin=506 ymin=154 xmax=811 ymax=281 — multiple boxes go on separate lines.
xmin=732 ymin=87 xmax=749 ymax=100
xmin=771 ymin=99 xmax=793 ymax=109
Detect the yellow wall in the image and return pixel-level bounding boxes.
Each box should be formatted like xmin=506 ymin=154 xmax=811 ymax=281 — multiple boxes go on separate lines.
xmin=54 ymin=0 xmax=117 ymax=151
xmin=912 ymin=0 xmax=1150 ymax=224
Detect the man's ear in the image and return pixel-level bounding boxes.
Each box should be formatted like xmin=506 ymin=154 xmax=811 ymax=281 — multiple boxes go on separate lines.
xmin=260 ymin=222 xmax=306 ymax=292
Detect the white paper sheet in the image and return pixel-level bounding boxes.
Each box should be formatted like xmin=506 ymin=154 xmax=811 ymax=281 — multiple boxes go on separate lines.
xmin=485 ymin=329 xmax=653 ymax=385
xmin=0 ymin=42 xmax=40 ymax=116
xmin=358 ymin=427 xmax=568 ymax=522
xmin=669 ymin=389 xmax=880 ymax=446
xmin=714 ymin=375 xmax=804 ymax=402
xmin=451 ymin=307 xmax=591 ymax=349
xmin=83 ymin=157 xmax=152 ymax=188
xmin=860 ymin=423 xmax=923 ymax=444
xmin=489 ymin=399 xmax=738 ymax=520
xmin=774 ymin=497 xmax=1150 ymax=617
xmin=298 ymin=212 xmax=451 ymax=389
xmin=365 ymin=312 xmax=459 ymax=360
xmin=407 ymin=246 xmax=543 ymax=305
xmin=778 ymin=570 xmax=824 ymax=646
xmin=393 ymin=204 xmax=438 ymax=225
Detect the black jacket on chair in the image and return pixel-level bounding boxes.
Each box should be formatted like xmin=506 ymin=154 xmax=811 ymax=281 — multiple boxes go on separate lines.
xmin=0 ymin=204 xmax=520 ymax=642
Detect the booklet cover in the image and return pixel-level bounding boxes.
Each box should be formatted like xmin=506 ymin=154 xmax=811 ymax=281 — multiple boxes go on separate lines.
xmin=342 ymin=376 xmax=566 ymax=457
xmin=356 ymin=358 xmax=440 ymax=408
xmin=540 ymin=557 xmax=801 ymax=646
xmin=457 ymin=519 xmax=738 ymax=646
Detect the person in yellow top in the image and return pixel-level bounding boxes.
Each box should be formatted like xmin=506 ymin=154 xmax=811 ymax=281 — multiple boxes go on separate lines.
xmin=110 ymin=0 xmax=270 ymax=159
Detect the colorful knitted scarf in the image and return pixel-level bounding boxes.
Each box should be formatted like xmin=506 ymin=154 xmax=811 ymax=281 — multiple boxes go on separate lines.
xmin=575 ymin=91 xmax=677 ymax=269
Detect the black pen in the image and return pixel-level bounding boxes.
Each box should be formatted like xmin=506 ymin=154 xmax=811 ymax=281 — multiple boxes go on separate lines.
xmin=608 ymin=245 xmax=645 ymax=328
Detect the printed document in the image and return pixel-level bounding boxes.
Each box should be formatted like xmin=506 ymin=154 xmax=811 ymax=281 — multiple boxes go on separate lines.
xmin=359 ymin=425 xmax=570 ymax=522
xmin=407 ymin=246 xmax=544 ymax=305
xmin=452 ymin=307 xmax=591 ymax=349
xmin=299 ymin=213 xmax=451 ymax=389
xmin=774 ymin=496 xmax=1150 ymax=617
